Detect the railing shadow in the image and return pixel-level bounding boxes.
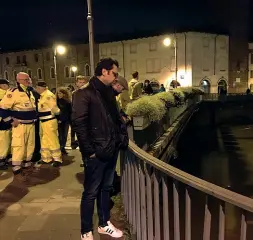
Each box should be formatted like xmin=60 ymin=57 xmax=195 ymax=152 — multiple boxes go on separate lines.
xmin=0 ymin=165 xmax=60 ymax=220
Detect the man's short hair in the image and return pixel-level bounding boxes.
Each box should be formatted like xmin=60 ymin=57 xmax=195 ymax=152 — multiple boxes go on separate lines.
xmin=95 ymin=58 xmax=119 ymax=76
xmin=76 ymin=75 xmax=88 ymax=82
xmin=132 ymin=71 xmax=139 ymax=79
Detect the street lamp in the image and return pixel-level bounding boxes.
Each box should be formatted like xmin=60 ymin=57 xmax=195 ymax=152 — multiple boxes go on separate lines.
xmin=87 ymin=0 xmax=95 ymax=76
xmin=163 ymin=36 xmax=178 ymax=83
xmin=53 ymin=45 xmax=66 ymax=88
xmin=71 ymin=66 xmax=77 ymax=73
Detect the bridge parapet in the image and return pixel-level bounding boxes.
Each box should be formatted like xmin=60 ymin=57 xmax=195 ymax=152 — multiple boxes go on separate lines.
xmin=120 ymin=89 xmax=253 ymax=239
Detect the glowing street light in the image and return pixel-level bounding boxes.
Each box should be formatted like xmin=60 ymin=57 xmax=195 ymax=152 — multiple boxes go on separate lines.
xmin=56 ymin=45 xmax=66 ymax=55
xmin=163 ymin=38 xmax=171 ymax=47
xmin=71 ymin=66 xmax=77 ymax=72
xmin=53 ymin=44 xmax=66 ymax=88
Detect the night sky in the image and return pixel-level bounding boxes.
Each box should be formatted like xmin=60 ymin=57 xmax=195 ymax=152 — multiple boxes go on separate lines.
xmin=0 ymin=0 xmax=252 ymax=51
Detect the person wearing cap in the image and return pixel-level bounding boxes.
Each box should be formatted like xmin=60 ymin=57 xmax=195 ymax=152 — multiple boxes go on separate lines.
xmin=112 ymin=76 xmax=130 ymax=112
xmin=0 ymin=72 xmax=37 ymax=181
xmin=36 ymin=81 xmax=62 ymax=167
xmin=0 ymin=78 xmax=12 ymax=170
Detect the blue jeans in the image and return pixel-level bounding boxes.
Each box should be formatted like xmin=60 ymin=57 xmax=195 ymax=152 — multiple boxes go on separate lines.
xmin=80 ymin=151 xmax=118 ymax=234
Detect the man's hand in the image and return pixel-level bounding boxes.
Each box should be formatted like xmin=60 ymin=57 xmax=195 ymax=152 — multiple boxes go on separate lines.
xmin=89 ymin=153 xmax=96 ymax=158
xmin=11 ymin=118 xmax=20 ymax=128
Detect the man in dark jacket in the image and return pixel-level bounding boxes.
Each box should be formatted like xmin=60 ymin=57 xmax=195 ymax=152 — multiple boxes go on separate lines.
xmin=72 ymin=58 xmax=125 ymax=240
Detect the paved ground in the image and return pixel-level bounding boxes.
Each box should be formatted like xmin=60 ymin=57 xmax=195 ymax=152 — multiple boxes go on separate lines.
xmin=0 ymin=150 xmax=129 ymax=240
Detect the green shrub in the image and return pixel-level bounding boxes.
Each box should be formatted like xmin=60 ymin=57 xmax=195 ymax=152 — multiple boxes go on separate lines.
xmin=126 ymin=87 xmax=203 ymax=122
xmin=154 ymin=91 xmax=176 ymax=106
xmin=126 ymin=96 xmax=166 ymax=122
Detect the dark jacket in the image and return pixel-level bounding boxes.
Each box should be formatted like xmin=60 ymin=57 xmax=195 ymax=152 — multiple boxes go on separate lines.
xmin=57 ymin=98 xmax=72 ymax=122
xmin=71 ymin=77 xmax=128 ymax=160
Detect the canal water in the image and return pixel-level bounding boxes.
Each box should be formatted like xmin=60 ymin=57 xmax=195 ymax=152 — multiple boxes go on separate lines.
xmin=169 ymin=102 xmax=253 ymax=240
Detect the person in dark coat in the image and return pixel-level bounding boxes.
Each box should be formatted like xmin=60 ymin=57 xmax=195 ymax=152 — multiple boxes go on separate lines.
xmin=143 ymin=79 xmax=153 ymax=94
xmin=72 ymin=58 xmax=128 ymax=239
xmin=56 ymin=87 xmax=72 ymax=154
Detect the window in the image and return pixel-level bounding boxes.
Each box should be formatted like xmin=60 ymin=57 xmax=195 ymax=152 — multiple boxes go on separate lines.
xmin=203 ymin=37 xmax=209 ymax=48
xmin=22 ymin=55 xmax=26 ymax=63
xmin=130 ymin=60 xmax=137 ymax=73
xmin=13 ymin=70 xmax=17 ymax=79
xmin=4 ymin=71 xmax=8 ymax=80
xmin=220 ymin=39 xmax=226 ymax=49
xmin=37 ymin=68 xmax=42 ymax=80
xmin=70 ymin=68 xmax=75 ymax=78
xmin=111 ymin=47 xmax=117 ymax=55
xmin=85 ymin=64 xmax=90 ymax=76
xmin=50 ymin=67 xmax=55 ymax=78
xmin=149 ymin=42 xmax=157 ymax=51
xmin=46 ymin=52 xmax=50 ymax=61
xmin=34 ymin=54 xmax=39 ymax=62
xmin=6 ymin=57 xmax=9 ymax=65
xmin=28 ymin=69 xmax=32 ymax=78
xmin=251 ymin=53 xmax=253 ymax=64
xmin=219 ymin=56 xmax=227 ymax=72
xmin=202 ymin=51 xmax=209 ymax=71
xmin=17 ymin=56 xmax=20 ymax=64
xmin=65 ymin=66 xmax=70 ymax=78
xmin=84 ymin=49 xmax=89 ymax=57
xmin=101 ymin=48 xmax=107 ymax=56
xmin=250 ymin=70 xmax=253 ymax=78
xmin=130 ymin=44 xmax=137 ymax=54
xmin=146 ymin=59 xmax=161 ymax=73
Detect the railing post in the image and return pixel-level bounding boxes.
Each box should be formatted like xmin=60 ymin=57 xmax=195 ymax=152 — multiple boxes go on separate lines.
xmin=240 ymin=211 xmax=247 ymax=240
xmin=162 ymin=175 xmax=170 ymax=240
xmin=134 ymin=158 xmax=141 ymax=240
xmin=140 ymin=162 xmax=147 ymax=240
xmin=203 ymin=196 xmax=211 ymax=240
xmin=218 ymin=202 xmax=225 ymax=240
xmin=154 ymin=170 xmax=161 ymax=240
xmin=185 ymin=187 xmax=191 ymax=240
xmin=130 ymin=154 xmax=136 ymax=232
xmin=173 ymin=180 xmax=180 ymax=240
xmin=146 ymin=166 xmax=154 ymax=240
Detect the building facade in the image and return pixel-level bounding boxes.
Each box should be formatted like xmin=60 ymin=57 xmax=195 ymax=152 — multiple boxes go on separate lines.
xmin=248 ymin=43 xmax=253 ymax=90
xmin=0 ymin=44 xmax=99 ymax=89
xmin=99 ymin=32 xmax=229 ymax=93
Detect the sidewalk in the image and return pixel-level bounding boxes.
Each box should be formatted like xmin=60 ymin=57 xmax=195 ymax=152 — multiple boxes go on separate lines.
xmin=0 ymin=150 xmax=129 ymax=240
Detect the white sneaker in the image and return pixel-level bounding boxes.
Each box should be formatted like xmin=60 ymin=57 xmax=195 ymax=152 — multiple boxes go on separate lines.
xmin=81 ymin=231 xmax=93 ymax=240
xmin=98 ymin=221 xmax=123 ymax=238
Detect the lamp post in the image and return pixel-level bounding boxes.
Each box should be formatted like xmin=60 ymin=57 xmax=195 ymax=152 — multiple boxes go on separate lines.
xmin=87 ymin=0 xmax=95 ymax=76
xmin=163 ymin=35 xmax=178 ymax=83
xmin=53 ymin=45 xmax=66 ymax=88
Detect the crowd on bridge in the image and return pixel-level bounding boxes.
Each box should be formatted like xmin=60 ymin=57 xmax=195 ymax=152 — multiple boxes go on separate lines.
xmin=0 ymin=57 xmax=168 ymax=239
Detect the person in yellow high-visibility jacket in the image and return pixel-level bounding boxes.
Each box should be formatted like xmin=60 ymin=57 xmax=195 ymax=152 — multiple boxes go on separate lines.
xmin=0 ymin=72 xmax=37 ymax=181
xmin=0 ymin=78 xmax=12 ymax=170
xmin=36 ymin=81 xmax=62 ymax=167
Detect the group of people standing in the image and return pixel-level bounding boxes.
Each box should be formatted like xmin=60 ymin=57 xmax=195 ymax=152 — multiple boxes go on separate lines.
xmin=0 ymin=58 xmax=132 ymax=239
xmin=0 ymin=72 xmax=90 ymax=179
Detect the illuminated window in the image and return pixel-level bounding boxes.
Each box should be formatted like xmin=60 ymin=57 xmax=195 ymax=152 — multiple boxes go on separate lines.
xmin=85 ymin=64 xmax=90 ymax=76
xmin=37 ymin=68 xmax=42 ymax=79
xmin=17 ymin=56 xmax=20 ymax=64
xmin=65 ymin=66 xmax=70 ymax=78
xmin=50 ymin=67 xmax=55 ymax=78
xmin=34 ymin=54 xmax=39 ymax=62
xmin=4 ymin=71 xmax=8 ymax=80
